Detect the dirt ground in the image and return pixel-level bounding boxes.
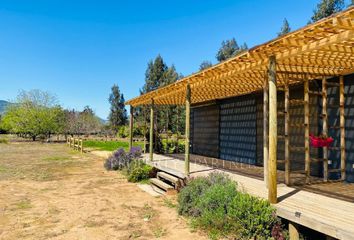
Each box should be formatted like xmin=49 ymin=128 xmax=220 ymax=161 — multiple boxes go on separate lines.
xmin=0 ymin=141 xmax=207 ymax=240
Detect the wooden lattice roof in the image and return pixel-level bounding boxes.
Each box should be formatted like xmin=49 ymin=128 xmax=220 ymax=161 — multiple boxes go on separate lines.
xmin=126 ymin=7 xmax=354 ymax=107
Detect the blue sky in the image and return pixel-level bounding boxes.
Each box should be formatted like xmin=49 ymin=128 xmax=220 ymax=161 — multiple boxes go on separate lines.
xmin=0 ymin=0 xmax=351 ymax=119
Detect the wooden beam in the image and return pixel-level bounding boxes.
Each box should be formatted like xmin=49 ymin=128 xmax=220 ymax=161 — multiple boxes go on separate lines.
xmin=322 ymin=77 xmax=329 ymax=182
xmin=129 ymin=106 xmax=134 ymax=151
xmin=304 ymin=76 xmax=310 ymax=184
xmin=340 ymin=75 xmax=346 ymax=180
xmin=284 ymin=74 xmax=290 ymax=185
xmin=289 ymin=222 xmax=300 ymax=240
xmin=149 ymin=99 xmax=154 ymax=161
xmin=263 ymin=74 xmax=269 ymax=188
xmin=268 ymin=56 xmax=277 ymax=204
xmin=185 ymin=84 xmax=191 ymax=176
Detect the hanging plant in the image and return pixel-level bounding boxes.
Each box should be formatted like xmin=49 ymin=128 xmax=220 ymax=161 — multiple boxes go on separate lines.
xmin=310 ymin=133 xmax=334 ymax=148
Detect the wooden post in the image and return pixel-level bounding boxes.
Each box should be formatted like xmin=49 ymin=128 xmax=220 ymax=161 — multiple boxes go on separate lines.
xmin=340 ymin=76 xmax=346 ymax=180
xmin=185 ymin=84 xmax=191 ymax=176
xmin=144 ymin=108 xmax=147 ymax=154
xmin=80 ymin=139 xmax=83 ymax=153
xmin=176 ymin=107 xmax=179 ymax=154
xmin=263 ymin=75 xmax=269 ymax=188
xmin=284 ymin=74 xmax=290 ymax=185
xmin=129 ymin=106 xmax=134 ymax=151
xmin=289 ymin=222 xmax=300 ymax=240
xmin=304 ymin=76 xmax=310 ymax=184
xmin=150 ymin=100 xmax=154 ymax=161
xmin=322 ymin=77 xmax=328 ymax=182
xmin=268 ymin=56 xmax=277 ymax=204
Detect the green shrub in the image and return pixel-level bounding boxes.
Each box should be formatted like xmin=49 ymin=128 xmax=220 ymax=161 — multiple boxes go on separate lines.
xmin=178 ymin=172 xmax=232 ymax=217
xmin=117 ymin=126 xmax=129 ymax=138
xmin=0 ymin=138 xmax=8 ymax=144
xmin=228 ymin=193 xmax=277 ymax=239
xmin=177 ymin=172 xmax=283 ymax=239
xmin=194 ymin=181 xmax=239 ymax=238
xmin=178 ymin=176 xmax=211 ymax=216
xmin=126 ymin=160 xmax=153 ymax=183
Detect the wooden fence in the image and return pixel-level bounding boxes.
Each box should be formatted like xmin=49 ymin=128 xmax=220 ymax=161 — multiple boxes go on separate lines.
xmin=67 ymin=137 xmax=83 ymax=153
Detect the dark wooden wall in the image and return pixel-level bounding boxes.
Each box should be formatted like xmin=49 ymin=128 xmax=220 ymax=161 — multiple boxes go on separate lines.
xmin=189 ymin=74 xmax=354 ymax=182
xmin=191 ymin=104 xmax=219 ymax=158
xmin=219 ymin=95 xmax=257 ymax=164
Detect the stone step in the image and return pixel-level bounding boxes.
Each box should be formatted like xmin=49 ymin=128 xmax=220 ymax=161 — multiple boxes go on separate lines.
xmin=157 ymin=172 xmax=179 ymax=185
xmin=150 ymin=178 xmax=174 ymax=192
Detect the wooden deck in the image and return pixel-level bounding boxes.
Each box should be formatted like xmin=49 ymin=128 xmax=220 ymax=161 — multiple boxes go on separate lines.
xmin=144 ymin=153 xmax=354 ymax=240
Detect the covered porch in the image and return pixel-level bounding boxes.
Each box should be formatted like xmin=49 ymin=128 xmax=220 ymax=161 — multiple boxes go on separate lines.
xmin=126 ymin=7 xmax=354 ymax=239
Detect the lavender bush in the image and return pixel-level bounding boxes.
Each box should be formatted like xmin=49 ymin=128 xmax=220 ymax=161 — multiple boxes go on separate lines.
xmin=104 ymin=147 xmax=142 ymax=171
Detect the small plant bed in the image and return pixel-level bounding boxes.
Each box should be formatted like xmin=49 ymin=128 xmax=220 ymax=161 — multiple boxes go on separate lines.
xmin=178 ymin=172 xmax=288 ymax=240
xmin=104 ymin=147 xmax=155 ymax=183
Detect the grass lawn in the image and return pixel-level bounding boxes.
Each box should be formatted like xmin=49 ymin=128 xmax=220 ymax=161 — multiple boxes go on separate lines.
xmin=83 ymin=140 xmax=144 ymax=151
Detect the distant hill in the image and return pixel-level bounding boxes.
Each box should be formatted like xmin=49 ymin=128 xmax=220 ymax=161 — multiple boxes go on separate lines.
xmin=98 ymin=117 xmax=108 ymax=125
xmin=0 ymin=100 xmax=12 ymax=115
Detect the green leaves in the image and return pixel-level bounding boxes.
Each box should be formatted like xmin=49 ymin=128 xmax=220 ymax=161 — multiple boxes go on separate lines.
xmin=0 ymin=90 xmax=65 ymax=140
xmin=177 ymin=172 xmax=281 ymax=239
xmin=108 ymin=84 xmax=127 ymax=132
xmin=310 ymin=0 xmax=344 ymax=23
xmin=216 ymin=38 xmax=248 ymax=62
xmin=277 ymin=18 xmax=291 ymax=37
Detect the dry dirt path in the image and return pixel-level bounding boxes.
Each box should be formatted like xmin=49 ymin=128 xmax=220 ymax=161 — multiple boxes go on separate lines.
xmin=0 ymin=142 xmax=206 ymax=240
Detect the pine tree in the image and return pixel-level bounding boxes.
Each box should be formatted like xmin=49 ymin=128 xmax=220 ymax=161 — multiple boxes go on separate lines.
xmin=142 ymin=55 xmax=168 ymax=94
xmin=310 ymin=0 xmax=344 ymax=23
xmin=216 ymin=38 xmax=248 ymax=62
xmin=199 ymin=61 xmax=213 ymax=71
xmin=278 ymin=18 xmax=291 ymax=37
xmin=108 ymin=84 xmax=127 ymax=132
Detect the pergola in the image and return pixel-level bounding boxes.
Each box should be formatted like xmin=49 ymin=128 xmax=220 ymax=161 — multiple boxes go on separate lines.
xmin=126 ymin=7 xmax=354 ymax=203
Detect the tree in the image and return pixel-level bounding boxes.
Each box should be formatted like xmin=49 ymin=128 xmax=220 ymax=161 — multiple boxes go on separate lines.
xmin=141 ymin=55 xmax=168 ymax=94
xmin=79 ymin=106 xmax=102 ymax=135
xmin=216 ymin=38 xmax=248 ymax=62
xmin=63 ymin=107 xmax=102 ymax=136
xmin=108 ymin=84 xmax=127 ymax=132
xmin=199 ymin=61 xmax=213 ymax=71
xmin=310 ymin=0 xmax=344 ymax=23
xmin=277 ymin=18 xmax=291 ymax=37
xmin=0 ymin=90 xmax=64 ymax=141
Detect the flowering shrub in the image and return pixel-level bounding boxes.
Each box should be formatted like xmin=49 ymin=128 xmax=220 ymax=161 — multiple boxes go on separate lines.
xmin=178 ymin=172 xmax=286 ymax=239
xmin=104 ymin=147 xmax=142 ymax=171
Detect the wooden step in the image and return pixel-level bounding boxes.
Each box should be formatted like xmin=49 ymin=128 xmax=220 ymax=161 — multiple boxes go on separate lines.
xmin=150 ymin=178 xmax=174 ymax=191
xmin=157 ymin=172 xmax=179 ymax=185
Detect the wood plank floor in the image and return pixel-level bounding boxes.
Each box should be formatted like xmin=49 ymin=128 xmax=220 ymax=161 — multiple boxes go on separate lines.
xmin=144 ymin=153 xmax=354 ymax=240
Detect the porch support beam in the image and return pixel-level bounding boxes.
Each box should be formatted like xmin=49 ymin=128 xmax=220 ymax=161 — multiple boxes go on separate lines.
xmin=263 ymin=74 xmax=269 ymax=188
xmin=129 ymin=106 xmax=134 ymax=151
xmin=268 ymin=55 xmax=278 ymax=204
xmin=185 ymin=84 xmax=191 ymax=176
xmin=149 ymin=99 xmax=154 ymax=161
xmin=289 ymin=222 xmax=300 ymax=240
xmin=340 ymin=75 xmax=346 ymax=180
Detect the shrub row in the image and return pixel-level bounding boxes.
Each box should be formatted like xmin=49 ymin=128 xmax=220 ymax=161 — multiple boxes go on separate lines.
xmin=104 ymin=146 xmax=153 ymax=183
xmin=178 ymin=172 xmax=287 ymax=239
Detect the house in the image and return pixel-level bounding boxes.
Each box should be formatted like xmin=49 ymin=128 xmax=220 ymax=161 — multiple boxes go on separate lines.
xmin=126 ymin=7 xmax=354 ymax=239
